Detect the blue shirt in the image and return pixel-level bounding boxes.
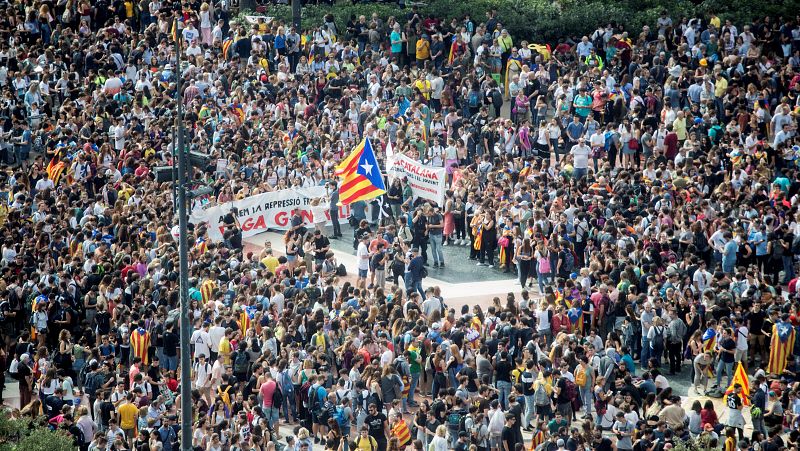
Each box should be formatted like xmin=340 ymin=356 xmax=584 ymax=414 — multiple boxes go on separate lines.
xmin=620 ymin=354 xmax=636 ymax=375
xmin=566 ymin=121 xmax=584 ymax=141
xmin=749 ymin=230 xmax=768 ymax=256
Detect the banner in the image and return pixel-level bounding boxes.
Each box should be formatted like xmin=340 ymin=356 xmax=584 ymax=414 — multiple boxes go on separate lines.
xmin=190 ymin=186 xmax=350 ymax=241
xmin=386 ymin=153 xmax=446 ymax=206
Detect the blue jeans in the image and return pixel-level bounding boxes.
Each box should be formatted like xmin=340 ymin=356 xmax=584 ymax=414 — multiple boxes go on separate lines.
xmin=429 ymin=234 xmax=444 ymax=265
xmin=783 ymin=256 xmax=795 ymax=283
xmin=580 ymin=386 xmax=593 ymax=416
xmin=573 ymin=167 xmax=588 ymax=180
xmin=715 ymin=359 xmax=734 ymax=388
xmin=497 ymin=380 xmax=512 ymax=410
xmin=408 ymin=372 xmax=420 ymax=404
xmin=405 ymin=272 xmax=424 ymax=297
xmin=537 ymin=272 xmax=551 ymax=293
xmin=524 ymin=394 xmax=536 ymax=428
xmin=640 ymin=337 xmax=651 ymax=368
xmin=163 ymin=355 xmax=178 ymax=372
xmin=282 ymin=389 xmax=297 ymax=422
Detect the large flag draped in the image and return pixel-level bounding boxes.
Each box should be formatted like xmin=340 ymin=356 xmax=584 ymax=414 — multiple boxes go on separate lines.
xmin=702 ymin=327 xmax=717 ymax=353
xmin=335 ymin=138 xmax=386 ymax=205
xmin=767 ymin=321 xmax=796 ymax=375
xmin=46 ymin=156 xmax=68 ymax=185
xmin=130 ymin=328 xmax=151 ymax=365
xmin=724 ymin=362 xmax=750 ymax=406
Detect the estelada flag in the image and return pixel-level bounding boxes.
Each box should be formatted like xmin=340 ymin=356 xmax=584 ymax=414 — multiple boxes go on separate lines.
xmin=335 ymin=138 xmax=386 ymax=205
xmin=702 ymin=327 xmax=717 ymax=353
xmin=767 ymin=320 xmax=796 ymax=375
xmin=724 ymin=361 xmax=750 ymax=406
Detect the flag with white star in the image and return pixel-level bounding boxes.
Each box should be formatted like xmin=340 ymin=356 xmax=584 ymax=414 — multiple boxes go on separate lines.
xmin=335 ymin=138 xmax=386 ymax=205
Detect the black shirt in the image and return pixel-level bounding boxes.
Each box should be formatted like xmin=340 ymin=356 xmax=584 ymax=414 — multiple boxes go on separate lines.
xmin=495 ymin=359 xmax=512 ymax=383
xmin=746 ymin=309 xmax=766 ymax=336
xmin=162 ymin=331 xmax=179 ymax=357
xmin=314 ymin=236 xmax=330 ymax=260
xmin=365 ymin=412 xmax=387 ymax=442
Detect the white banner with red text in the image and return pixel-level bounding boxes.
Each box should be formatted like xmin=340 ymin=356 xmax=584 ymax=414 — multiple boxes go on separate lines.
xmin=386 ymin=153 xmax=446 ymax=206
xmin=189 ymin=186 xmax=350 ymax=241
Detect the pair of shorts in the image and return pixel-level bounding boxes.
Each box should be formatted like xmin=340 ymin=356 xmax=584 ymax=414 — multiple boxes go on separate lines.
xmin=358 ymin=269 xmax=368 ymax=278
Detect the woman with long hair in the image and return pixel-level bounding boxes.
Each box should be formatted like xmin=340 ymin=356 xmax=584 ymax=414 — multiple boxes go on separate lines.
xmin=516 ymin=237 xmax=534 ymax=289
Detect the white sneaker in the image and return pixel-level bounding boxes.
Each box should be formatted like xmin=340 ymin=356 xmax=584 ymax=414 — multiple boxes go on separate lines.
xmin=488 ymin=264 xmax=494 ymax=268
xmin=461 ymin=239 xmax=467 ymax=245
xmin=443 ymin=241 xmax=448 ymax=246
xmin=476 ymin=262 xmax=484 ymax=266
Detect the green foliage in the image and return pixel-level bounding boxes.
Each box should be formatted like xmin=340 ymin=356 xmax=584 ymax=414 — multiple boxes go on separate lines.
xmin=671 ymin=433 xmax=715 ymax=451
xmin=0 ymin=412 xmax=76 ymax=451
xmin=234 ymin=0 xmax=794 ymax=42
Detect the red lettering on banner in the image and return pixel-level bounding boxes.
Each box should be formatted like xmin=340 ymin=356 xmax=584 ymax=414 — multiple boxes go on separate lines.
xmin=393 ymin=158 xmax=440 ymax=180
xmin=274 ymin=212 xmax=288 ymax=227
xmin=300 ymin=210 xmax=314 ymax=223
xmin=253 ymin=215 xmax=266 ymax=230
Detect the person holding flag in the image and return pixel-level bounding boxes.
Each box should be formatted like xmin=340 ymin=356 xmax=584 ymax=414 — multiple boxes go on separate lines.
xmin=724 ymin=383 xmax=746 ymax=440
xmin=766 ymin=313 xmax=797 ymax=376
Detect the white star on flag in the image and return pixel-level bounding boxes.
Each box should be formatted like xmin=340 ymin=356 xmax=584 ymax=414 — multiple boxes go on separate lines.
xmin=360 ymin=161 xmax=373 ymax=176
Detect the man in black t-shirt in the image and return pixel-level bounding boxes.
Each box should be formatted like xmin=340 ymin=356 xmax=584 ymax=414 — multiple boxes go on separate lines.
xmin=364 ymin=403 xmax=388 ymax=449
xmin=162 ymin=326 xmax=179 ymax=372
xmin=746 ymin=302 xmax=767 ymax=366
xmin=501 ymin=413 xmax=516 ymax=451
xmin=312 ymin=230 xmax=330 ymax=269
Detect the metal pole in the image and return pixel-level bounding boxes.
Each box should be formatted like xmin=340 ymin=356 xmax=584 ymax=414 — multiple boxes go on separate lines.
xmin=175 ymin=19 xmax=193 ymax=451
xmin=291 ymin=0 xmax=301 ymax=30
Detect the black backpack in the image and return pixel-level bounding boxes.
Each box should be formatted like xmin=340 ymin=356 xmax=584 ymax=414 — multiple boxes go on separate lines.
xmin=272 ymin=385 xmax=284 ymax=409
xmin=652 ymin=327 xmax=664 ymax=350
xmin=233 ymin=351 xmax=250 ymax=374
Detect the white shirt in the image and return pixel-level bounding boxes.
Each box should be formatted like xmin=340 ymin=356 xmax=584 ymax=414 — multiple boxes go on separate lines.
xmin=735 ymin=326 xmax=748 ymax=351
xmin=356 ymin=242 xmax=370 ymax=271
xmin=208 ymin=326 xmax=226 ymax=352
xmin=190 ymin=329 xmax=211 ymax=358
xmin=570 ymin=143 xmax=591 ymax=169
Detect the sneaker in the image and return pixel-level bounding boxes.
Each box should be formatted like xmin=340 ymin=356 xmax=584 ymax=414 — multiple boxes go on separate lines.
xmin=443 ymin=241 xmax=448 ymax=246
xmin=433 ymin=263 xmax=439 ymax=268
xmin=439 ymin=263 xmax=445 ymax=267
xmin=487 ymin=264 xmax=494 ymax=268
xmin=477 ymin=262 xmax=485 ymax=266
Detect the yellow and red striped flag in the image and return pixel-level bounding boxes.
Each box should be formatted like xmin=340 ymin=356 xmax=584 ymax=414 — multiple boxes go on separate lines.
xmin=335 ymin=138 xmax=386 ymax=205
xmin=767 ymin=320 xmax=796 ymax=375
xmin=724 ymin=362 xmax=750 ymax=406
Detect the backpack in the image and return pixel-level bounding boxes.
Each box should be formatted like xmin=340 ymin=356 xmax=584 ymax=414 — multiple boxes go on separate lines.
xmin=534 ymin=382 xmax=550 ymax=406
xmin=300 ymin=380 xmax=313 ymax=407
xmin=562 ymin=378 xmax=578 ymax=403
xmin=337 ymin=264 xmax=347 ymax=276
xmin=280 ymin=369 xmax=295 ymax=396
xmin=447 ymin=409 xmax=465 ymax=432
xmin=561 ymin=249 xmax=575 ymax=273
xmin=309 ymin=386 xmax=322 ymax=413
xmin=335 ymin=406 xmax=348 ymax=429
xmin=218 ymin=385 xmax=232 ymax=410
xmin=233 ymin=351 xmax=250 ymax=374
xmin=84 ymin=371 xmax=105 ymax=397
xmin=271 ymin=385 xmax=283 ymax=409
xmin=651 ymin=327 xmax=664 ymax=350
xmin=468 ymin=90 xmax=480 ymax=108
xmin=575 ymin=366 xmax=588 ymax=387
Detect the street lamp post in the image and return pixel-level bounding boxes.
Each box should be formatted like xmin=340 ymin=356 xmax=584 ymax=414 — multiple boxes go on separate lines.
xmin=174 ymin=19 xmax=194 ymax=451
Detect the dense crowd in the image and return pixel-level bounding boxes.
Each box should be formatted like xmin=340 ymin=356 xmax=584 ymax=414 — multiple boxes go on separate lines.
xmin=2 ymin=1 xmax=800 ymax=451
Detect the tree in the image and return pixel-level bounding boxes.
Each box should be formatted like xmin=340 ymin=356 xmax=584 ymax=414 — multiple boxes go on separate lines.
xmin=0 ymin=412 xmax=76 ymax=451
